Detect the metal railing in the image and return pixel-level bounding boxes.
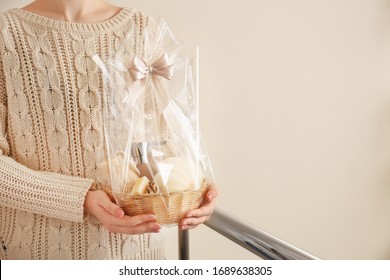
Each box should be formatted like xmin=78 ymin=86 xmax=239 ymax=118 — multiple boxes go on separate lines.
xmin=179 ymin=208 xmax=319 ymax=260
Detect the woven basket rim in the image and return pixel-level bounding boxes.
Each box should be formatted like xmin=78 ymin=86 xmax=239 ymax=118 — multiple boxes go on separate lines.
xmin=113 ymin=187 xmax=204 ymax=197
xmin=104 ymin=178 xmax=209 ymax=198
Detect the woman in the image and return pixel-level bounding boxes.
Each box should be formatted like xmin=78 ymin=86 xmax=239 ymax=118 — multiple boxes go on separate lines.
xmin=0 ymin=0 xmax=217 ymax=260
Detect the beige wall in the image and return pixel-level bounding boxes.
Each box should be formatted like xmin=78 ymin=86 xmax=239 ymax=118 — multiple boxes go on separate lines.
xmin=2 ymin=0 xmax=390 ymax=259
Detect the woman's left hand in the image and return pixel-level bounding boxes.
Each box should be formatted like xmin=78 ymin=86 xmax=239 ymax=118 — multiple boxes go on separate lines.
xmin=179 ymin=184 xmax=218 ymax=230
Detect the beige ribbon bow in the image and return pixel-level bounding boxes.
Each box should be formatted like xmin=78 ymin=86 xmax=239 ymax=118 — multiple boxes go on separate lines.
xmin=128 ymin=53 xmax=174 ymax=81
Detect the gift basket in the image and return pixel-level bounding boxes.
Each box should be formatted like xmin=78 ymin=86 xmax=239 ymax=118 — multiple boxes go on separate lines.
xmin=93 ymin=19 xmax=214 ymax=225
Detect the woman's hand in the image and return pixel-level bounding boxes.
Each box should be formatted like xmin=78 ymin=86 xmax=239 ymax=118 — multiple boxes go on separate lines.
xmin=179 ymin=184 xmax=218 ymax=230
xmin=84 ymin=190 xmax=161 ymax=234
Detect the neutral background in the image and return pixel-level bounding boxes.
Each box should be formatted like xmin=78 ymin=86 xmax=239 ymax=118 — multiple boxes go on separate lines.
xmin=1 ymin=0 xmax=390 ymax=260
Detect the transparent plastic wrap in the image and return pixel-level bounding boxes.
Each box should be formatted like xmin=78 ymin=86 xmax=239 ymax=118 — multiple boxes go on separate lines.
xmin=93 ymin=19 xmax=215 ymax=225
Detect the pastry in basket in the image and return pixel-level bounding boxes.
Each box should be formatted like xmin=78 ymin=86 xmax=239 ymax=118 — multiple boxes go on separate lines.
xmin=153 ymin=157 xmax=195 ymax=193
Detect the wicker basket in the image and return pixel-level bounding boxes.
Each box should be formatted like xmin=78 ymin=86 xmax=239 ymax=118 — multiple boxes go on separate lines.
xmin=104 ymin=180 xmax=208 ymax=225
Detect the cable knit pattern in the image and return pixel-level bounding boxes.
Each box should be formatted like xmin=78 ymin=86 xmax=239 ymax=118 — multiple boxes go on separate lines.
xmin=0 ymin=7 xmax=164 ymax=260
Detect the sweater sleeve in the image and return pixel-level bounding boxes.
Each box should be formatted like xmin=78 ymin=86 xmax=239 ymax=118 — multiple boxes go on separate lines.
xmin=0 ymin=55 xmax=94 ymax=223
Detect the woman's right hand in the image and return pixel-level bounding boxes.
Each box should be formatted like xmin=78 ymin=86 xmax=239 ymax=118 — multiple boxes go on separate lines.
xmin=84 ymin=190 xmax=161 ymax=234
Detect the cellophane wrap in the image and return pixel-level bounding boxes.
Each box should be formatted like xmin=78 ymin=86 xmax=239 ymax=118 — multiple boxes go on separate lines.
xmin=93 ymin=19 xmax=215 ymax=224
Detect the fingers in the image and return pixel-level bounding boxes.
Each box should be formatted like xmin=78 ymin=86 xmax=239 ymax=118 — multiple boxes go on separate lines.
xmin=95 ymin=191 xmax=125 ymax=218
xmin=205 ymin=185 xmax=218 ymax=202
xmin=97 ymin=208 xmax=161 ymax=234
xmin=186 ymin=201 xmax=214 ymax=219
xmin=118 ymin=214 xmax=159 ymax=228
xmin=184 ymin=186 xmax=217 ymax=219
xmin=85 ymin=190 xmax=124 ymax=218
xmin=180 ymin=215 xmax=210 ymax=230
xmin=85 ymin=190 xmax=161 ymax=234
xmin=180 ymin=197 xmax=216 ymax=230
xmin=181 ymin=206 xmax=213 ymax=225
xmin=96 ymin=205 xmax=159 ymax=228
xmin=178 ymin=185 xmax=218 ymax=230
xmin=104 ymin=221 xmax=161 ymax=235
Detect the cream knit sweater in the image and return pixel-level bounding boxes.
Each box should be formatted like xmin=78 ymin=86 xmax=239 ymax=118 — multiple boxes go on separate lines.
xmin=0 ymin=7 xmax=165 ymax=260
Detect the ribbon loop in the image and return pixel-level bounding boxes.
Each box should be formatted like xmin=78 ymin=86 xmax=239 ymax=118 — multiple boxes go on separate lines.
xmin=128 ymin=53 xmax=174 ymax=81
